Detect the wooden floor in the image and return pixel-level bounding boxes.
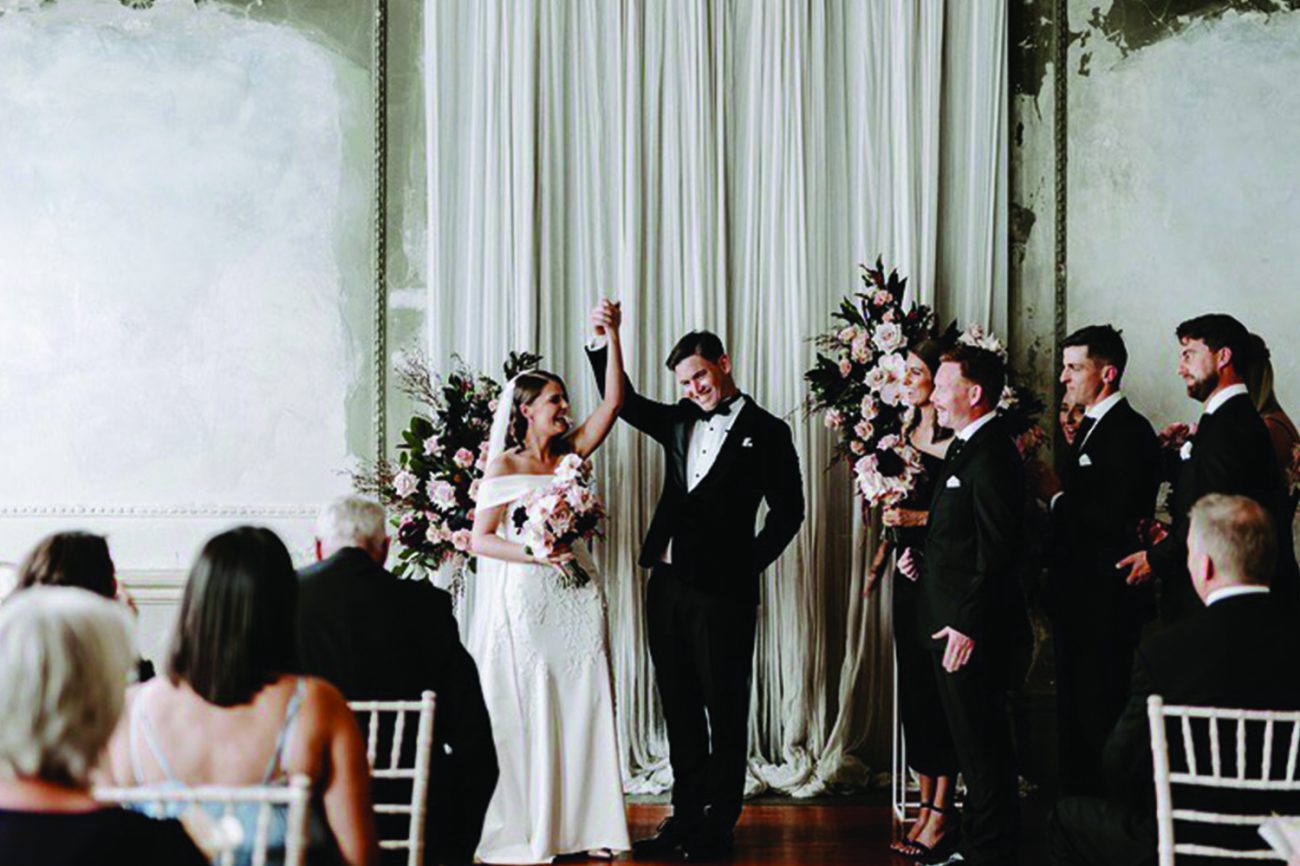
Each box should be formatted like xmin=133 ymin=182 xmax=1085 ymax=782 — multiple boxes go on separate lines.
xmin=604 ymin=802 xmax=899 ymax=865
xmin=542 ymin=799 xmax=1051 ymax=865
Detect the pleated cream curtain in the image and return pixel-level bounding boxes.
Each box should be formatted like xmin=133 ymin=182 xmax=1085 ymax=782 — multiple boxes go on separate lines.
xmin=424 ymin=0 xmax=1007 ymax=795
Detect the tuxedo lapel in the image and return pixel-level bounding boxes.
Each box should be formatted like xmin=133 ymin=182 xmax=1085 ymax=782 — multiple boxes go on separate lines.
xmin=670 ymin=407 xmax=692 ymax=489
xmin=687 ymin=400 xmax=757 ymax=497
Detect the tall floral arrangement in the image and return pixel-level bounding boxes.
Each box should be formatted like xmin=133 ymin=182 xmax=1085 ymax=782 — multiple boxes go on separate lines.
xmin=805 ymin=259 xmax=937 ymax=509
xmin=352 ymin=349 xmax=541 ymax=578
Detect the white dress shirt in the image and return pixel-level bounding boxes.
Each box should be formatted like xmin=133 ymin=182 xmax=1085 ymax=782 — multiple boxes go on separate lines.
xmin=956 ymin=411 xmax=997 ymax=442
xmin=1205 ymin=584 xmax=1270 ymax=606
xmin=1204 ymin=382 xmax=1250 ymax=416
xmin=662 ymin=395 xmax=746 ymax=563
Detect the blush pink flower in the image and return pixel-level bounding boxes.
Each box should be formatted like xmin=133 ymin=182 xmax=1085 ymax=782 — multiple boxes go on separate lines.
xmin=393 ymin=471 xmax=419 ymax=499
xmin=454 ymin=448 xmax=475 ymax=468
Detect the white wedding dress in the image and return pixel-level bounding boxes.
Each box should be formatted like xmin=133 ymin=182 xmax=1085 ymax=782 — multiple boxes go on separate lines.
xmin=468 ymin=471 xmax=630 ymax=864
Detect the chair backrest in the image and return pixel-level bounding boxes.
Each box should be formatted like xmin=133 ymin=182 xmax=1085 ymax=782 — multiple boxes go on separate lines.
xmin=1148 ymin=695 xmax=1300 ymax=864
xmin=95 ymin=774 xmax=311 ymax=866
xmin=349 ymin=690 xmax=437 ymax=866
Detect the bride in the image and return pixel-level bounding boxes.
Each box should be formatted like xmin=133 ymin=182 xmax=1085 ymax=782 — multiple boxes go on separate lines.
xmin=467 ymin=303 xmax=631 ymax=863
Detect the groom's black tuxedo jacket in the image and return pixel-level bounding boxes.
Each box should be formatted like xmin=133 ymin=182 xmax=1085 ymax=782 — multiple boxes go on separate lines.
xmin=919 ymin=414 xmax=1027 ymax=650
xmin=296 ymin=548 xmax=498 ymax=866
xmin=1051 ymin=397 xmax=1161 ymax=622
xmin=587 ymin=346 xmax=805 ymax=602
xmin=1148 ymin=392 xmax=1299 ymax=620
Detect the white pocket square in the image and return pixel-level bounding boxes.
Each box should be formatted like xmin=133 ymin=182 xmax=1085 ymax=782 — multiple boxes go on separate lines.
xmin=742 ymin=437 xmax=754 ymax=448
xmin=1078 ymin=454 xmax=1093 ymax=467
xmin=945 ymin=475 xmax=962 ymax=489
xmin=1180 ymin=440 xmax=1194 ymax=461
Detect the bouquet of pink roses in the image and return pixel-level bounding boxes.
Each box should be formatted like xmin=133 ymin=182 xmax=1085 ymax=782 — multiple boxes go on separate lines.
xmin=510 ymin=454 xmax=607 ymax=588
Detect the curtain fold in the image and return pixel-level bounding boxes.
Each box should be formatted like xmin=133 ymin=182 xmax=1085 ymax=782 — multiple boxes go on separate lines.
xmin=424 ymin=0 xmax=1007 ymax=795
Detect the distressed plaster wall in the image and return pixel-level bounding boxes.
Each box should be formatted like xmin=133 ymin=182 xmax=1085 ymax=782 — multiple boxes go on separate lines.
xmin=1010 ymin=0 xmax=1300 ymax=429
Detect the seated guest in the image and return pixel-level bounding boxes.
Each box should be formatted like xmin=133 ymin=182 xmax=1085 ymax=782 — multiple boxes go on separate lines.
xmin=15 ymin=530 xmax=155 ymax=680
xmin=1049 ymin=494 xmax=1300 ymax=866
xmin=0 ymin=587 xmax=206 ymax=866
xmin=297 ymin=496 xmax=497 ymax=866
xmin=103 ymin=527 xmax=378 ymax=866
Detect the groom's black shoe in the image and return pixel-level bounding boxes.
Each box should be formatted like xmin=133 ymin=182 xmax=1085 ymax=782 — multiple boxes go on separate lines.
xmin=680 ymin=825 xmax=735 ymax=861
xmin=632 ymin=815 xmax=700 ymax=858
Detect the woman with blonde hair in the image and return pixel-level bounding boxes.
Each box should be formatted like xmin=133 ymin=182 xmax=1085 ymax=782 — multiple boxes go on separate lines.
xmin=0 ymin=587 xmax=206 ymax=865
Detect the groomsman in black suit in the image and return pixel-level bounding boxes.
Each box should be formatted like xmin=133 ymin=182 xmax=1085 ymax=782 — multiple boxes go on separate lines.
xmin=1049 ymin=494 xmax=1300 ymax=865
xmin=1037 ymin=325 xmax=1161 ymax=796
xmin=921 ymin=344 xmax=1026 ymax=866
xmin=1117 ymin=314 xmax=1299 ymax=622
xmin=587 ymin=303 xmax=805 ymax=861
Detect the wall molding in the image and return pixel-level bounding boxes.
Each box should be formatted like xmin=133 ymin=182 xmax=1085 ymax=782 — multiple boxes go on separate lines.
xmin=0 ymin=504 xmax=319 ymax=519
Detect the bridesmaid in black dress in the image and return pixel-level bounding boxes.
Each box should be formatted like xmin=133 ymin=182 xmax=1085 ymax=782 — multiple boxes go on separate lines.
xmin=865 ymin=338 xmax=960 ymax=860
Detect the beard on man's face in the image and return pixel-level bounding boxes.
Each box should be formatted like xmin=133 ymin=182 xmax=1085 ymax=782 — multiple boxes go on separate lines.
xmin=1185 ymin=369 xmax=1219 ymax=402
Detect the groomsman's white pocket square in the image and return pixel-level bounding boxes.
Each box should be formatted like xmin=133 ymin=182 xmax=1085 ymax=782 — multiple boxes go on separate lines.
xmin=742 ymin=437 xmax=754 ymax=448
xmin=1078 ymin=454 xmax=1093 ymax=467
xmin=1180 ymin=441 xmax=1194 ymax=461
xmin=945 ymin=476 xmax=962 ymax=489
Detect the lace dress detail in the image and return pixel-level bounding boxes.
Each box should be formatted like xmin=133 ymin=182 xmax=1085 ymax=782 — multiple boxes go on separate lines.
xmin=468 ymin=473 xmax=630 ymax=864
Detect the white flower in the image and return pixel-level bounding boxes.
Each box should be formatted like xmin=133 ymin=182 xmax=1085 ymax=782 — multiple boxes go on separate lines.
xmin=872 ymin=322 xmax=904 ymax=354
xmin=878 ymin=352 xmax=906 ymax=379
xmin=556 ymin=454 xmax=586 ymax=483
xmin=430 ymin=480 xmax=458 ymax=509
xmin=877 ymin=434 xmax=902 ymax=451
xmin=860 ymin=395 xmax=879 ymax=421
xmin=864 ymin=366 xmax=889 ymax=392
xmin=997 ymin=385 xmax=1018 ymax=412
xmin=958 ymin=323 xmax=1008 ymax=360
xmin=451 ymin=530 xmax=472 ymax=552
xmin=424 ymin=523 xmax=443 ymax=544
xmin=854 ymin=420 xmax=874 ymax=441
xmin=423 ymin=436 xmax=442 ymax=457
xmin=837 ymin=325 xmax=859 ymax=345
xmin=824 ymin=409 xmax=844 ymax=429
xmin=393 ymin=471 xmax=419 ymax=499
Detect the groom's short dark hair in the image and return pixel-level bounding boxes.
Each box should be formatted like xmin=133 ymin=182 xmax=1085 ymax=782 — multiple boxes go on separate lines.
xmin=1062 ymin=324 xmax=1128 ymax=382
xmin=941 ymin=344 xmax=1005 ymax=408
xmin=666 ymin=331 xmax=727 ymax=370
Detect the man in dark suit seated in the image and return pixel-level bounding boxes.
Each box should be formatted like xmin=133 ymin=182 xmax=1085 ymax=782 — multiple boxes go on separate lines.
xmin=922 ymin=344 xmax=1028 ymax=866
xmin=1118 ymin=314 xmax=1299 ymax=621
xmin=1048 ymin=493 xmax=1300 ymax=866
xmin=1036 ymin=325 xmax=1161 ymax=795
xmin=296 ymin=496 xmax=498 ymax=866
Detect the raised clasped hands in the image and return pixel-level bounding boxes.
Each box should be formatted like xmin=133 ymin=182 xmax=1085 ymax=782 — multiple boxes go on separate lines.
xmin=589 ymin=299 xmax=623 ymax=338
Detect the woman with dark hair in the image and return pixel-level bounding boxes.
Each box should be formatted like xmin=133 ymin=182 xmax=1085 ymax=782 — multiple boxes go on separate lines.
xmin=1247 ymin=333 xmax=1300 ymax=500
xmin=468 ymin=303 xmax=630 ymax=862
xmin=864 ymin=337 xmax=960 ymax=861
xmin=16 ymin=531 xmax=155 ymax=682
xmin=103 ymin=527 xmax=377 ymax=866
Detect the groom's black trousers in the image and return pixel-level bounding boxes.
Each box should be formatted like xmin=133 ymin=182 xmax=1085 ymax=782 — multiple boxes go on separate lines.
xmin=647 ymin=564 xmax=757 ymax=829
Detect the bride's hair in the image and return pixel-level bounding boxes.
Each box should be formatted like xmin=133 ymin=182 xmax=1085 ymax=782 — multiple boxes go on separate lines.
xmin=507 ymin=370 xmax=570 ymax=451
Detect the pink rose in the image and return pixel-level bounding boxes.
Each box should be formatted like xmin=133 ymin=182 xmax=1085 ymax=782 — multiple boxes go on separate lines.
xmin=872 ymin=289 xmax=892 ymax=307
xmin=838 ymin=358 xmax=853 ymax=378
xmin=454 ymin=448 xmax=475 ymax=468
xmin=429 ymin=480 xmax=458 ymax=509
xmin=850 ymin=440 xmax=866 ymax=455
xmin=451 ymin=529 xmax=472 ymax=552
xmin=824 ymin=409 xmax=844 ymax=429
xmin=854 ymin=420 xmax=874 ymax=440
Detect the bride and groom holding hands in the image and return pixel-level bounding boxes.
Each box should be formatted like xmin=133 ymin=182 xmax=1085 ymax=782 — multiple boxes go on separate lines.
xmin=467 ymin=300 xmax=805 ymax=863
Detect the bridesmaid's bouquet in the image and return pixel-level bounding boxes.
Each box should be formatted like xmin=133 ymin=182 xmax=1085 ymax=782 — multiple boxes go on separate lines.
xmin=510 ymin=454 xmax=607 ymax=589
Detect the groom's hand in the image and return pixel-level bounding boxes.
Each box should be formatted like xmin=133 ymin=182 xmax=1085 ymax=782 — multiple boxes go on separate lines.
xmin=588 ymin=300 xmax=622 ymax=339
xmin=931 ymin=626 xmax=975 ymax=672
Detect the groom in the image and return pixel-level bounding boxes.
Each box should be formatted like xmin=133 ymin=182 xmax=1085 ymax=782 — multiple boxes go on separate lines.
xmin=587 ymin=301 xmax=804 ymax=860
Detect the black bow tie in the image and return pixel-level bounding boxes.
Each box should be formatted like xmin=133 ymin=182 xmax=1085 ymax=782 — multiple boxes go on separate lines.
xmin=700 ymin=395 xmax=741 ymax=421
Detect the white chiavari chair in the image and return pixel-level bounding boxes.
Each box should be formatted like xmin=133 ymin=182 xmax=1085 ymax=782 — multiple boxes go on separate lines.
xmin=95 ymin=774 xmax=311 ymax=866
xmin=349 ymin=690 xmax=436 ymax=866
xmin=1148 ymin=695 xmax=1300 ymax=864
